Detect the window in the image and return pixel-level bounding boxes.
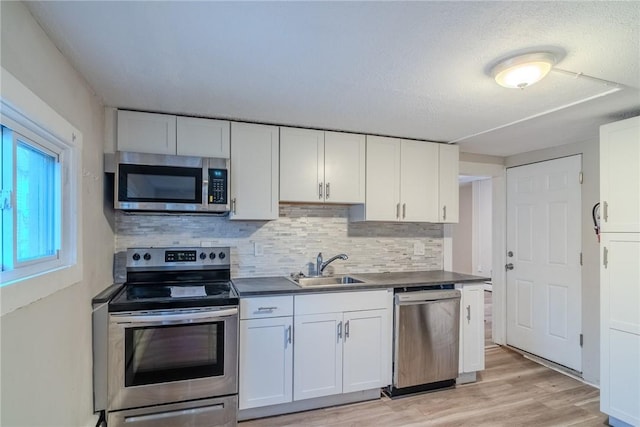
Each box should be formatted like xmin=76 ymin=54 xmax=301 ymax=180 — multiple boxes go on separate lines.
xmin=0 ymin=114 xmax=78 ymax=287
xmin=2 ymin=127 xmax=62 ymax=274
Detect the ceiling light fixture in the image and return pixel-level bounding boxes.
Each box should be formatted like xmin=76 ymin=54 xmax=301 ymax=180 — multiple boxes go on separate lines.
xmin=491 ymin=52 xmax=557 ymax=89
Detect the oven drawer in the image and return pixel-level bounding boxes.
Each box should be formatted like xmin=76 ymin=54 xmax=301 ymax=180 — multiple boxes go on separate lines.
xmin=108 ymin=395 xmax=237 ymax=427
xmin=240 ymin=295 xmax=293 ymax=319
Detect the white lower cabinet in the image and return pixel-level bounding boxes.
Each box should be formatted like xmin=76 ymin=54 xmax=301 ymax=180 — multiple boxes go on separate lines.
xmin=239 ymin=296 xmax=293 ymax=410
xmin=293 ymin=290 xmax=392 ymax=401
xmin=293 ymin=312 xmax=343 ymax=400
xmin=457 ymin=283 xmax=485 ymax=376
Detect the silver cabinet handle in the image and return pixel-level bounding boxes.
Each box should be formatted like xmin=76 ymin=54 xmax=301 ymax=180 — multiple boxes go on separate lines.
xmin=466 ymin=305 xmax=471 ymax=323
xmin=326 ymin=182 xmax=330 ymax=199
xmin=443 ymin=205 xmax=447 ymax=221
xmin=402 ymin=203 xmax=406 ymax=219
xmin=286 ymin=324 xmax=292 ymax=347
xmin=345 ymin=320 xmax=350 ymax=340
xmin=319 ymin=182 xmax=323 ymax=199
xmin=257 ymin=306 xmax=278 ymax=312
xmin=603 ymin=201 xmax=608 ymax=222
xmin=337 ymin=321 xmax=342 ymax=342
xmin=603 ymin=246 xmax=608 ymax=268
xmin=396 ymin=203 xmax=401 ymax=219
xmin=231 ymin=198 xmax=237 ymax=214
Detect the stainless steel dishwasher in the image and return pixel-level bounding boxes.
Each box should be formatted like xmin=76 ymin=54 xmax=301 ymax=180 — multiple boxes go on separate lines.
xmin=388 ymin=288 xmax=461 ymax=397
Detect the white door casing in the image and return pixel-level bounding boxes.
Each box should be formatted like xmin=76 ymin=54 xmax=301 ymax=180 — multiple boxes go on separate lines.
xmin=506 ymin=155 xmax=582 ymax=371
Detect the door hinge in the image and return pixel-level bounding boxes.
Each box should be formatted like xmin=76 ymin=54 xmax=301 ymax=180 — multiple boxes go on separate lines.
xmin=579 ymin=171 xmax=583 ymax=184
xmin=0 ymin=189 xmax=11 ymax=210
xmin=580 ymin=252 xmax=583 ymax=266
xmin=580 ymin=334 xmax=583 ymax=347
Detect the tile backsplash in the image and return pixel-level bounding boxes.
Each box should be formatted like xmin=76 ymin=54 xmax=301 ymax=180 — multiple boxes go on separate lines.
xmin=115 ymin=204 xmax=443 ymax=281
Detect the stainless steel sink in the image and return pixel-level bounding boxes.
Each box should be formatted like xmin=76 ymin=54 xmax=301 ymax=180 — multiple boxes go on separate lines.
xmin=294 ymin=275 xmax=364 ymax=287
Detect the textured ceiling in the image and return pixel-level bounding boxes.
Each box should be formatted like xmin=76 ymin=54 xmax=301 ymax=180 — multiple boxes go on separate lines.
xmin=26 ymin=1 xmax=640 ymax=157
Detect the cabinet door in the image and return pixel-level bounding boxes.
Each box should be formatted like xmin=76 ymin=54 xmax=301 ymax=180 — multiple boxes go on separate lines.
xmin=458 ymin=284 xmax=485 ymax=373
xmin=364 ymin=136 xmax=401 ymax=221
xmin=280 ymin=127 xmax=324 ymax=203
xmin=176 ymin=116 xmax=230 ymax=158
xmin=400 ymin=140 xmax=439 ymax=222
xmin=230 ymin=122 xmax=279 ymax=220
xmin=439 ymin=144 xmax=459 ymax=223
xmin=342 ymin=309 xmax=388 ymax=393
xmin=294 ymin=313 xmax=343 ymax=400
xmin=600 ymin=116 xmax=640 ymax=233
xmin=117 ymin=110 xmax=176 ymax=155
xmin=600 ymin=234 xmax=640 ymax=425
xmin=324 ymin=131 xmax=366 ymax=204
xmin=239 ymin=317 xmax=293 ymax=410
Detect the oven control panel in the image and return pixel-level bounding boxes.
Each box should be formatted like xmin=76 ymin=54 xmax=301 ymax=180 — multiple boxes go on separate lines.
xmin=127 ymin=247 xmax=231 ymax=268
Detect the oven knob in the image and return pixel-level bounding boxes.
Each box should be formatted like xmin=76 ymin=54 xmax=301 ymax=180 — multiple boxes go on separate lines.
xmin=199 ymin=252 xmax=207 ymax=260
xmin=143 ymin=253 xmax=151 ymax=261
xmin=132 ymin=253 xmax=141 ymax=261
xmin=209 ymin=252 xmax=216 ymax=260
xmin=218 ymin=252 xmax=226 ymax=260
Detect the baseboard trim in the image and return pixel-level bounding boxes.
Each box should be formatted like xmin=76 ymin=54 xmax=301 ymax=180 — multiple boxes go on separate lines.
xmin=238 ymin=388 xmax=381 ymax=421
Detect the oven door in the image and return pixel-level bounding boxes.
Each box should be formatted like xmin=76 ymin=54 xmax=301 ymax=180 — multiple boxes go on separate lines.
xmin=108 ymin=306 xmax=238 ymax=411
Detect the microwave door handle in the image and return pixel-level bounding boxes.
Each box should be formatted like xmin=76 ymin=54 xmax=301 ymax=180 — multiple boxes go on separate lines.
xmin=112 ymin=308 xmax=238 ymax=325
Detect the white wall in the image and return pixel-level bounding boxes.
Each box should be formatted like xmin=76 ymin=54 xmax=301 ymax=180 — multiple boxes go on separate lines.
xmin=505 ymin=139 xmax=600 ymax=385
xmin=452 ymin=183 xmax=473 ymax=274
xmin=0 ymin=2 xmax=113 ymax=426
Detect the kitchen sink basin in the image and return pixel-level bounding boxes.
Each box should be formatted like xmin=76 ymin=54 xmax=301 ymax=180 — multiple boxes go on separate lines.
xmin=294 ymin=275 xmax=364 ymax=287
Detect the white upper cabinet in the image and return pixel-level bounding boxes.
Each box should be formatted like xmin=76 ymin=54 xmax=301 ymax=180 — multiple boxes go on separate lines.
xmin=280 ymin=127 xmax=365 ymax=204
xmin=230 ymin=122 xmax=279 ymax=220
xmin=439 ymin=144 xmax=459 ymax=223
xmin=280 ymin=128 xmax=324 ymax=203
xmin=324 ymin=131 xmax=366 ymax=203
xmin=117 ymin=110 xmax=176 ymax=155
xmin=401 ymin=139 xmax=439 ymax=222
xmin=117 ymin=110 xmax=231 ymax=158
xmin=176 ymin=116 xmax=230 ymax=158
xmin=600 ymin=116 xmax=640 ymax=233
xmin=353 ymin=136 xmax=440 ymax=222
xmin=358 ymin=135 xmax=401 ymax=221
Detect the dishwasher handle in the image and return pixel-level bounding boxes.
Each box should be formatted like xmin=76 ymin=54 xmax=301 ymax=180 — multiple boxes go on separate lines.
xmin=395 ymin=290 xmax=461 ymax=304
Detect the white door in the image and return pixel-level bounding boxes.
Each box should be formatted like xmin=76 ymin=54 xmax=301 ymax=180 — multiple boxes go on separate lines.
xmin=342 ymin=309 xmax=386 ymax=393
xmin=239 ymin=317 xmax=293 ymax=409
xmin=293 ymin=313 xmax=343 ymax=401
xmin=506 ymin=155 xmax=582 ymax=371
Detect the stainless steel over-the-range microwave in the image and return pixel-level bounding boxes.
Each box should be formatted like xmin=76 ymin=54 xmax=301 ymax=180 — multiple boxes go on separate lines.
xmin=113 ymin=151 xmax=229 ymax=213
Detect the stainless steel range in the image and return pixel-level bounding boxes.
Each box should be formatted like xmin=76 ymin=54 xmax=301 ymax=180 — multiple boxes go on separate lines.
xmin=92 ymin=247 xmax=239 ymax=427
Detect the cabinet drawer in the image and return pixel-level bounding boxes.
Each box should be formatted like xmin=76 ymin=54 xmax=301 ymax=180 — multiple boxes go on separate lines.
xmin=295 ymin=290 xmax=392 ymax=315
xmin=240 ymin=296 xmax=293 ymax=319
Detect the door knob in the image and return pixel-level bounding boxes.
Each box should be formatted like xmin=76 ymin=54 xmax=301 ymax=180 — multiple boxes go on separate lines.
xmin=505 ymin=263 xmax=514 ymax=271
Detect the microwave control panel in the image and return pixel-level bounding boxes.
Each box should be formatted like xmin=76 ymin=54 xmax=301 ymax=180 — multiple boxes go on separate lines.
xmin=208 ymin=168 xmax=228 ymax=205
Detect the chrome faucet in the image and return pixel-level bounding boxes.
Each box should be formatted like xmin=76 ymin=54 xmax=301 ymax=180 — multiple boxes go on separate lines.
xmin=316 ymin=252 xmax=348 ymax=276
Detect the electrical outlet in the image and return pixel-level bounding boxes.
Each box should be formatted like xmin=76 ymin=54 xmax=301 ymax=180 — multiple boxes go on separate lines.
xmin=413 ymin=242 xmax=425 ymax=256
xmin=254 ymin=242 xmax=264 ymax=256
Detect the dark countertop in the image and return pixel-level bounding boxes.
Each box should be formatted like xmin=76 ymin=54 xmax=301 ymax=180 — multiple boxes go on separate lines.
xmin=232 ymin=270 xmax=489 ymax=297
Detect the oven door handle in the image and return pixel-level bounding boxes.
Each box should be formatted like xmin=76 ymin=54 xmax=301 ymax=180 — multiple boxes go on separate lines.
xmin=112 ymin=308 xmax=238 ymax=325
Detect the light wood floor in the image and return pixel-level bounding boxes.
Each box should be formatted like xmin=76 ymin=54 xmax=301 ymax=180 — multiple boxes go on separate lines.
xmin=240 ymin=346 xmax=607 ymax=427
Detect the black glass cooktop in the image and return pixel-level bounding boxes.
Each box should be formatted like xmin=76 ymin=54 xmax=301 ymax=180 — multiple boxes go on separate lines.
xmin=108 ymin=282 xmax=238 ymax=312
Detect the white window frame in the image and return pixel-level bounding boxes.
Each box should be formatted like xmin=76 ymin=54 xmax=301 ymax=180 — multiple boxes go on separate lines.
xmin=0 ymin=67 xmax=82 ymax=316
